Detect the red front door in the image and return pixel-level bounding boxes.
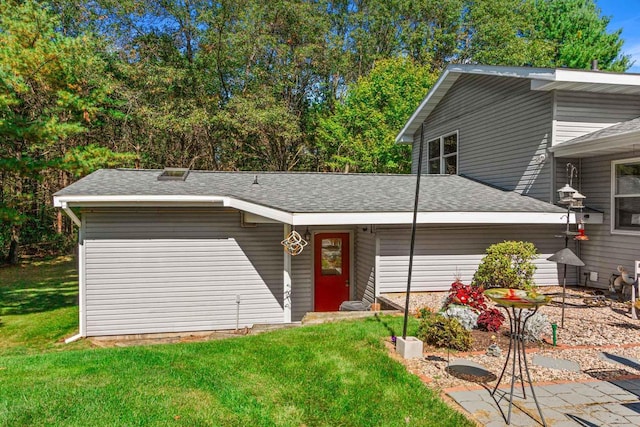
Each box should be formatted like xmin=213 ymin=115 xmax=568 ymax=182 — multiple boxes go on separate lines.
xmin=314 ymin=233 xmax=350 ymax=311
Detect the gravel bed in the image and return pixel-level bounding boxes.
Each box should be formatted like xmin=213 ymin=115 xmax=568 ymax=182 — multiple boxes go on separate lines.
xmin=383 ymin=287 xmax=640 ymax=390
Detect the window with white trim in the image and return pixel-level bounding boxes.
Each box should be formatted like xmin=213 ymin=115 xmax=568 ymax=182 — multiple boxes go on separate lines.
xmin=613 ymin=159 xmax=640 ymax=233
xmin=427 ymin=132 xmax=457 ymax=174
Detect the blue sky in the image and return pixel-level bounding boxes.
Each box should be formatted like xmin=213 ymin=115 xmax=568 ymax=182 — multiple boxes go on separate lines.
xmin=598 ymin=0 xmax=640 ymax=72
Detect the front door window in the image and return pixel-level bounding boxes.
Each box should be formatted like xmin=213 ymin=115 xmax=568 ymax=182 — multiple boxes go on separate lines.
xmin=321 ymin=238 xmax=343 ymax=275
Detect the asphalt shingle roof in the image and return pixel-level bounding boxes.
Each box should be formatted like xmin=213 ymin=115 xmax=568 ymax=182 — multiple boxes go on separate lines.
xmin=563 ymin=116 xmax=640 ymax=145
xmin=55 ymin=169 xmax=566 ymax=214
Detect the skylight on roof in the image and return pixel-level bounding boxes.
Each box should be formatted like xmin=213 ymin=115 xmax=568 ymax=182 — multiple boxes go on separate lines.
xmin=158 ymin=167 xmax=189 ymax=181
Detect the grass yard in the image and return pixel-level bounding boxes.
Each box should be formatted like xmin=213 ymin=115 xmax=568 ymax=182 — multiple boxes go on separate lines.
xmin=0 ymin=258 xmax=473 ymax=427
xmin=0 ymin=256 xmax=91 ymax=356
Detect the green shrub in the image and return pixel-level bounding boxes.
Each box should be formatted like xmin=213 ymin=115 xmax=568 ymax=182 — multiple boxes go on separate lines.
xmin=522 ymin=311 xmax=550 ymax=343
xmin=472 ymin=241 xmax=538 ymax=291
xmin=417 ymin=312 xmax=472 ymax=351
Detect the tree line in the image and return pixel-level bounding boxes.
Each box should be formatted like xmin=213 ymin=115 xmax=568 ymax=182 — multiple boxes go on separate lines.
xmin=0 ymin=0 xmax=630 ymax=262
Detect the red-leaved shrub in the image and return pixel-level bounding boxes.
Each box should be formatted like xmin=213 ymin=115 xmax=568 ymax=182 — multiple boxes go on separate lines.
xmin=477 ymin=308 xmax=505 ymax=332
xmin=444 ymin=281 xmax=487 ymax=312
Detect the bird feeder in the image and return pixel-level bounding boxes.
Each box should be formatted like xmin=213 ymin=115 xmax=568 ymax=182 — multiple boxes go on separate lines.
xmin=557 ymin=183 xmax=577 ymax=205
xmin=570 ymin=191 xmax=586 ymax=209
xmin=574 ymin=220 xmax=589 ymax=241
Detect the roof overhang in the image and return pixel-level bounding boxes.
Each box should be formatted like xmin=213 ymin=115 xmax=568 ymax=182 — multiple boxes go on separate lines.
xmin=550 ymin=130 xmax=640 ymax=158
xmin=396 ymin=65 xmax=640 ymax=144
xmin=54 ymin=194 xmax=571 ymax=226
xmin=530 ymin=69 xmax=640 ymax=94
xmin=395 ymin=67 xmax=462 ymax=144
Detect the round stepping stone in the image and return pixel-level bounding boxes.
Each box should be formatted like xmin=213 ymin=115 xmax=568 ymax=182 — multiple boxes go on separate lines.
xmin=447 ymin=359 xmax=497 ymax=383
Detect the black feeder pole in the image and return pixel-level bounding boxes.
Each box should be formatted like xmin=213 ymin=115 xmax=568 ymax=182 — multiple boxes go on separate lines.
xmin=402 ymin=123 xmax=425 ymax=339
xmin=547 ymin=247 xmax=585 ymax=328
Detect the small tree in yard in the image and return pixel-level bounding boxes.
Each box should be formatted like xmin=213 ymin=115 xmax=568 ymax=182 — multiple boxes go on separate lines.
xmin=472 ymin=241 xmax=538 ymax=291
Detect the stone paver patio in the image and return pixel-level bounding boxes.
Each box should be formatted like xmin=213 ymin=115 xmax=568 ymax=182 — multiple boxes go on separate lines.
xmin=447 ymin=373 xmax=640 ymax=426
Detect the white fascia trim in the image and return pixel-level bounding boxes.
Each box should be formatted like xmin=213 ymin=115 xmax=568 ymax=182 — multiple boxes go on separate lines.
xmin=555 ymin=69 xmax=640 ymax=85
xmin=54 ymin=195 xmax=227 ymax=207
xmin=54 ymin=194 xmax=295 ymax=224
xmin=396 ymin=65 xmax=640 ymax=145
xmin=395 ymin=68 xmax=455 ymax=144
xmin=532 ymin=70 xmax=640 ymax=92
xmin=226 ymin=198 xmax=293 ymax=224
xmin=446 ymin=65 xmax=555 ymax=80
xmin=53 ymin=195 xmax=571 ymax=226
xmin=291 ymin=212 xmax=571 ymax=226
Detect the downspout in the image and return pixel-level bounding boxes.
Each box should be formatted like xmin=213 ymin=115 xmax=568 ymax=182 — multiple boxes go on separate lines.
xmin=60 ymin=203 xmax=86 ymax=342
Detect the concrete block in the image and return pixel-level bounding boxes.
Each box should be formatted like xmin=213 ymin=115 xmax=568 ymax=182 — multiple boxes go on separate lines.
xmin=396 ymin=336 xmax=423 ymax=359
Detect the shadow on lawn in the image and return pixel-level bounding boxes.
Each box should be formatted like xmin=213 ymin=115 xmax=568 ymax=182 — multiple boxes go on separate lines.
xmin=0 ymin=265 xmax=78 ymax=315
xmin=374 ymin=313 xmax=399 ymax=340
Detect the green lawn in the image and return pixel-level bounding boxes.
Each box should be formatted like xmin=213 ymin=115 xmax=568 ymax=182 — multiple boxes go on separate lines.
xmin=0 ymin=258 xmax=472 ymax=427
xmin=0 ymin=256 xmax=90 ymax=356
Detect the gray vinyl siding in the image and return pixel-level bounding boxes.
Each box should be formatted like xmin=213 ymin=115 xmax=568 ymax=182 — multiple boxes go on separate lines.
xmin=553 ymin=92 xmax=640 ymax=144
xmin=83 ymin=208 xmax=284 ymax=336
xmin=412 ymin=74 xmax=554 ymax=202
xmin=291 ymin=242 xmax=312 ymax=321
xmin=566 ymin=154 xmax=640 ymax=289
xmin=377 ymin=225 xmax=571 ymax=293
xmin=355 ymin=228 xmax=376 ymax=303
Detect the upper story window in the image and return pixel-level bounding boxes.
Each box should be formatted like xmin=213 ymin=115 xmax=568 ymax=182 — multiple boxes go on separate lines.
xmin=427 ymin=132 xmax=458 ymax=174
xmin=612 ymin=158 xmax=640 ymax=234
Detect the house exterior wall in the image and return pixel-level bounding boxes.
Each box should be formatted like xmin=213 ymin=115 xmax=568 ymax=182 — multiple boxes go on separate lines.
xmin=82 ymin=208 xmax=284 ymax=336
xmin=411 ymin=74 xmax=554 ymax=202
xmin=376 ymin=224 xmax=571 ymax=293
xmin=291 ymin=242 xmax=313 ymax=321
xmin=566 ymin=154 xmax=640 ymax=289
xmin=553 ymin=91 xmax=640 ymax=145
xmin=355 ymin=228 xmax=376 ymax=303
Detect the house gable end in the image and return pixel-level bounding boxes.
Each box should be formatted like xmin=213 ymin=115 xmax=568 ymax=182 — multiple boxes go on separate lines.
xmin=411 ymin=73 xmax=554 ymax=202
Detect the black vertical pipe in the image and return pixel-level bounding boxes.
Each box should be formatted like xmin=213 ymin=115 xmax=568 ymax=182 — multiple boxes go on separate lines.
xmin=402 ymin=123 xmax=425 ymax=339
xmin=561 ymin=205 xmax=570 ymax=328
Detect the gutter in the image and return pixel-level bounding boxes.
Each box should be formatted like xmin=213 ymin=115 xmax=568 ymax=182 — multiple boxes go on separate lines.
xmin=54 ymin=196 xmax=571 ymax=226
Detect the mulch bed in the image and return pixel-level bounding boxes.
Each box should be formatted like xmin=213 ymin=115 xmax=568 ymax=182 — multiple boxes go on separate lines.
xmin=385 ymin=287 xmax=640 ymax=390
xmin=422 ymin=327 xmax=549 ymax=354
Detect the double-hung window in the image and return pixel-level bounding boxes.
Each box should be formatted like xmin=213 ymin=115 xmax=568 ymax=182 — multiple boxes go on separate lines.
xmin=612 ymin=158 xmax=640 ymax=234
xmin=427 ymin=132 xmax=458 ymax=174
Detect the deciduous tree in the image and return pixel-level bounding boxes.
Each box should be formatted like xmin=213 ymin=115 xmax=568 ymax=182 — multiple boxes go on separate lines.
xmin=318 ymin=58 xmax=436 ymax=173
